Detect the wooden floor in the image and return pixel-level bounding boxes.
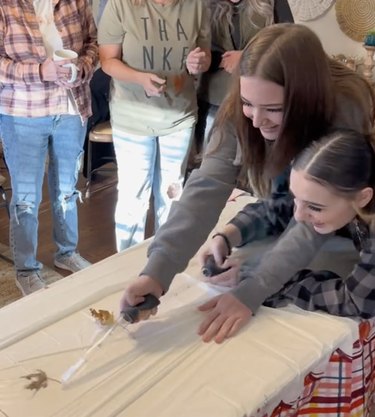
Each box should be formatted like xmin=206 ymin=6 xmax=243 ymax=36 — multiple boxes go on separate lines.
xmin=0 ymin=161 xmax=119 ymax=276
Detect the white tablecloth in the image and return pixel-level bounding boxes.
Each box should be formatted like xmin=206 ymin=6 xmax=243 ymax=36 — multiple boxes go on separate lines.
xmin=0 ymin=196 xmax=360 ymax=417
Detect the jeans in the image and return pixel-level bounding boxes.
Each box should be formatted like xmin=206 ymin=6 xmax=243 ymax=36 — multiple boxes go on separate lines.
xmin=112 ymin=127 xmax=193 ymax=251
xmin=1 ymin=115 xmax=86 ymax=272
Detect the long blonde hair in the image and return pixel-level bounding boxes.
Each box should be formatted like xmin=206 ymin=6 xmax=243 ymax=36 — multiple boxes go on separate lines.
xmin=131 ymin=0 xmax=179 ymax=5
xmin=209 ymin=0 xmax=274 ymax=32
xmin=213 ymin=23 xmax=375 ymax=197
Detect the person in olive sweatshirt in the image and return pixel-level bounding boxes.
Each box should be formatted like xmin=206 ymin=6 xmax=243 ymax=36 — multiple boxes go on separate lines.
xmin=119 ymin=24 xmax=375 ymax=343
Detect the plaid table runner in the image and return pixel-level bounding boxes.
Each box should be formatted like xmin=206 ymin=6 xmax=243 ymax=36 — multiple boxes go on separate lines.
xmin=255 ymin=319 xmax=375 ymax=417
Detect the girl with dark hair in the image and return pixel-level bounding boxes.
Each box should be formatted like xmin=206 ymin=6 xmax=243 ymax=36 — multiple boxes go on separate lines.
xmin=119 ymin=24 xmax=375 ymax=342
xmin=197 ymin=129 xmax=375 ymax=341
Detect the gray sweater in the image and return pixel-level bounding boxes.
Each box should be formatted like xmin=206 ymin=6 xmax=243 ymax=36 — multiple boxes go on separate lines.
xmin=141 ymin=96 xmax=370 ymax=312
xmin=141 ymin=123 xmax=325 ymax=293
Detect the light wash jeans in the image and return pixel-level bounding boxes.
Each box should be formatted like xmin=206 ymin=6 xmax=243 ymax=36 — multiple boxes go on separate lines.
xmin=112 ymin=127 xmax=194 ymax=251
xmin=1 ymin=115 xmax=86 ymax=272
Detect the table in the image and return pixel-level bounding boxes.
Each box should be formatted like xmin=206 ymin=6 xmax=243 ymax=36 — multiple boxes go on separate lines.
xmin=0 ymin=195 xmax=374 ymax=417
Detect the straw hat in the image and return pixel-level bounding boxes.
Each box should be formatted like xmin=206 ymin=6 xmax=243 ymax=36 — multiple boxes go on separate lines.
xmin=288 ymin=0 xmax=335 ymax=22
xmin=335 ymin=0 xmax=375 ymax=42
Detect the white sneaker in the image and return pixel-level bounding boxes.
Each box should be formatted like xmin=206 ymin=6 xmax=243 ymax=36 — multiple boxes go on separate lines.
xmin=54 ymin=253 xmax=91 ymax=273
xmin=15 ymin=271 xmax=46 ymax=296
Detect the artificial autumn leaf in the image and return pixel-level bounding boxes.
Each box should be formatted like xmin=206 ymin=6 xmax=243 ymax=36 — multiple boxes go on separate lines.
xmin=172 ymin=74 xmax=185 ymax=95
xmin=22 ymin=370 xmax=48 ymax=393
xmin=90 ymin=308 xmax=115 ymax=326
xmin=21 ymin=369 xmax=60 ymax=395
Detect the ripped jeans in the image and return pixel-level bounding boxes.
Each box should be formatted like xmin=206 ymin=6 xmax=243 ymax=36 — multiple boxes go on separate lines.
xmin=112 ymin=126 xmax=193 ymax=251
xmin=1 ymin=115 xmax=86 ymax=272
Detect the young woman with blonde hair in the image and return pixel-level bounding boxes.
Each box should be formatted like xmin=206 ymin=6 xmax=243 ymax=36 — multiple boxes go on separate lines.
xmin=119 ymin=24 xmax=375 ymax=342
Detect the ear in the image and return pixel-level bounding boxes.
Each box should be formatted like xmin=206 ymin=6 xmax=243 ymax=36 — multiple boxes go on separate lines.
xmin=355 ymin=187 xmax=374 ymax=208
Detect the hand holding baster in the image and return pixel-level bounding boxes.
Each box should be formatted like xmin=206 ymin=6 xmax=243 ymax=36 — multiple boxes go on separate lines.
xmin=61 ymin=294 xmax=160 ymax=385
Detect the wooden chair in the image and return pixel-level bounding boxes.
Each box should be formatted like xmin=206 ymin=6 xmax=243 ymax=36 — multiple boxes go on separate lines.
xmin=85 ymin=121 xmax=117 ymax=198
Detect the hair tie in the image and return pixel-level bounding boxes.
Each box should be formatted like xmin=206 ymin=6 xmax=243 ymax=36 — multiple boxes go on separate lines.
xmin=212 ymin=233 xmax=232 ymax=256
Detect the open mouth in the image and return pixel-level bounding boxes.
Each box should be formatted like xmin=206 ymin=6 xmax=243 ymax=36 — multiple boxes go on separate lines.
xmin=261 ymin=126 xmax=278 ymax=132
xmin=312 ymin=223 xmax=325 ymax=228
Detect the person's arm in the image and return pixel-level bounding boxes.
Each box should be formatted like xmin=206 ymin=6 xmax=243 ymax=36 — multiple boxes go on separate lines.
xmin=141 ymin=123 xmax=241 ymax=293
xmin=230 ymin=220 xmax=330 ymax=313
xmin=228 ymin=168 xmax=294 ymax=247
xmin=97 ymin=0 xmax=139 ymax=83
xmin=263 ymin=233 xmax=375 ymax=318
xmin=99 ymin=44 xmax=161 ymax=85
xmin=197 ymin=220 xmax=330 ymax=343
xmin=98 ymin=0 xmax=166 ymax=95
xmin=186 ymin=2 xmax=211 ymax=74
xmin=76 ymin=0 xmax=99 ymax=84
xmin=0 ymin=8 xmax=42 ymax=84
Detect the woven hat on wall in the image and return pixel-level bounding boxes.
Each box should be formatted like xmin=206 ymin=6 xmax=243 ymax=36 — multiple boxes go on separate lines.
xmin=288 ymin=0 xmax=335 ymax=22
xmin=336 ymin=0 xmax=375 ymax=42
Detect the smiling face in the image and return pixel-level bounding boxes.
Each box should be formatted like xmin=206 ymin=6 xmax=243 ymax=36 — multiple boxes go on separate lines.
xmin=240 ymin=76 xmax=284 ymax=141
xmin=290 ymin=169 xmax=362 ymax=234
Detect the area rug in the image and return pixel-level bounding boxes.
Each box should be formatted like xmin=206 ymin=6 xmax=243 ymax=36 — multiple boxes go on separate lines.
xmin=0 ymin=243 xmax=63 ymax=308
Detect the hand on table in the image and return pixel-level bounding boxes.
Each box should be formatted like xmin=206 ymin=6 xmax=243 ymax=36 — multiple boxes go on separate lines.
xmin=120 ymin=275 xmax=163 ymax=322
xmin=198 ymin=293 xmax=253 ymax=343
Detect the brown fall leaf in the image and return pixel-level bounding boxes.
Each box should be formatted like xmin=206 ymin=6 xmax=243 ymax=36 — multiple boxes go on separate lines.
xmin=22 ymin=370 xmax=48 ymax=393
xmin=172 ymin=74 xmax=185 ymax=95
xmin=21 ymin=369 xmax=61 ymax=396
xmin=90 ymin=308 xmax=115 ymax=326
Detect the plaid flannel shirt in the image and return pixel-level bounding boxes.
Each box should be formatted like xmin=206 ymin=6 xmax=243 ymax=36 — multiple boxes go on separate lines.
xmin=229 ymin=167 xmax=294 ymax=245
xmin=264 ymin=220 xmax=375 ymax=319
xmin=0 ymin=0 xmax=98 ymax=119
xmin=228 ymin=170 xmax=375 ymax=319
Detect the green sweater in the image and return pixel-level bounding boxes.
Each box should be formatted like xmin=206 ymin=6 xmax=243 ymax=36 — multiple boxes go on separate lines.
xmin=98 ymin=0 xmax=211 ymax=135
